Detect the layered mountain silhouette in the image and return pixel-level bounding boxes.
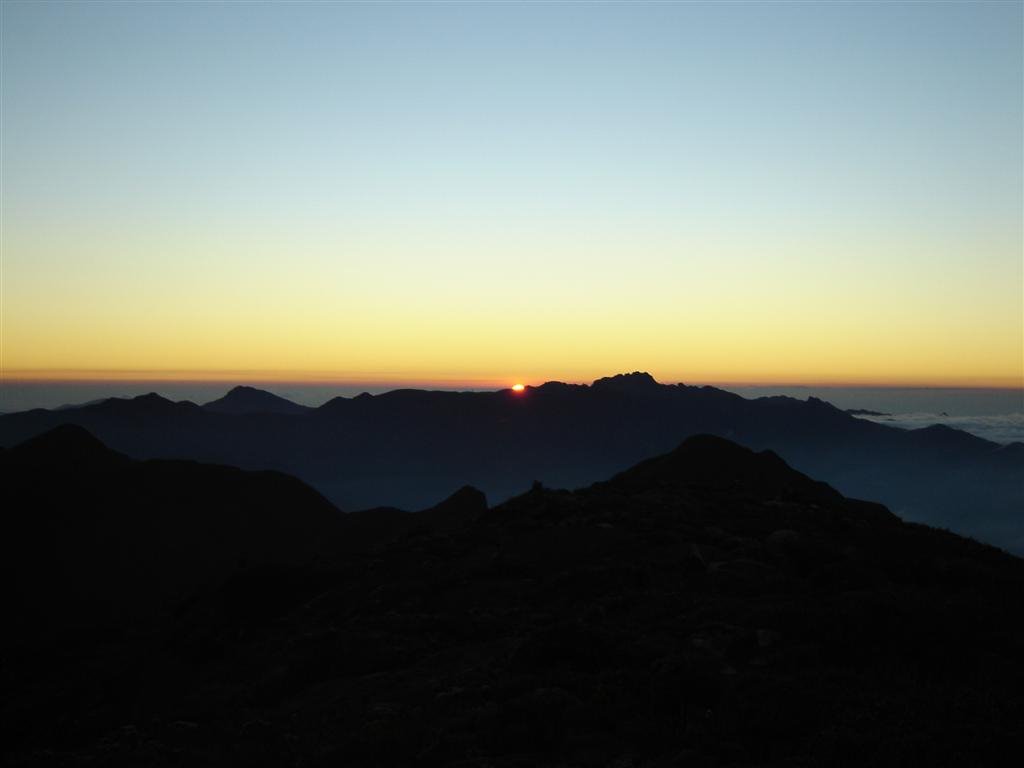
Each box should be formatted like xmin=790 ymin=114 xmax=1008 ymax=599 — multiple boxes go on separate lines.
xmin=0 ymin=372 xmax=1020 ymax=553
xmin=1 ymin=425 xmax=345 ymax=640
xmin=4 ymin=428 xmax=1024 ymax=766
xmin=203 ymin=385 xmax=312 ymax=415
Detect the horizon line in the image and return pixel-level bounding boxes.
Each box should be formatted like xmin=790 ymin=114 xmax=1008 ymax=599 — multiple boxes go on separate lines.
xmin=2 ymin=369 xmax=1022 ymax=392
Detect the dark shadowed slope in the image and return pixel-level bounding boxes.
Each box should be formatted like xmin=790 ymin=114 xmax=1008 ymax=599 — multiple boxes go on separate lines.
xmin=4 ymin=430 xmax=1024 ymax=766
xmin=1 ymin=425 xmax=346 ymax=640
xmin=203 ymin=385 xmax=311 ymax=415
xmin=0 ymin=373 xmax=1020 ymax=552
xmin=1 ymin=426 xmax=480 ymax=645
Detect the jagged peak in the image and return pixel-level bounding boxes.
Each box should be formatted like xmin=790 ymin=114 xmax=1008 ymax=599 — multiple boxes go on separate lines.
xmin=591 ymin=371 xmax=662 ymax=392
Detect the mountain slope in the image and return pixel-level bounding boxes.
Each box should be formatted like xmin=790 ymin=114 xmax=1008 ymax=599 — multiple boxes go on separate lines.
xmin=203 ymin=385 xmax=311 ymax=415
xmin=1 ymin=425 xmax=345 ymax=640
xmin=4 ymin=431 xmax=1023 ymax=766
xmin=0 ymin=374 xmax=1020 ymax=552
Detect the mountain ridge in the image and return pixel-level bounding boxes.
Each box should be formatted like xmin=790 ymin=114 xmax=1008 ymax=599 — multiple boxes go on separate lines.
xmin=0 ymin=373 xmax=1020 ymax=552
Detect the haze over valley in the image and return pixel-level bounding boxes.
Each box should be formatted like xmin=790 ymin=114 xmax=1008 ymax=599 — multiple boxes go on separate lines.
xmin=2 ymin=1 xmax=1021 ymax=764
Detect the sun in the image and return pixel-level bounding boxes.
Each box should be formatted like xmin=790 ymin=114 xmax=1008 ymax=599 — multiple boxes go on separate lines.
xmin=511 ymin=383 xmax=525 ymax=392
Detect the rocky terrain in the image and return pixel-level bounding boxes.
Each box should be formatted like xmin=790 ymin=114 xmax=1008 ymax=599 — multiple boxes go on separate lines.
xmin=3 ymin=429 xmax=1024 ymax=766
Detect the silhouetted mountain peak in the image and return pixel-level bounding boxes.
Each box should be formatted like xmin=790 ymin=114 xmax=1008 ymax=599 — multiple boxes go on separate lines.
xmin=12 ymin=424 xmax=125 ymax=467
xmin=90 ymin=391 xmax=198 ymax=415
xmin=591 ymin=371 xmax=662 ymax=393
xmin=806 ymin=395 xmax=843 ymax=412
xmin=204 ymin=386 xmax=309 ymax=415
xmin=133 ymin=392 xmax=172 ymax=406
xmin=54 ymin=397 xmax=114 ymax=411
xmin=0 ymin=374 xmax=1020 ymax=552
xmin=611 ymin=433 xmax=767 ymax=480
xmin=431 ymin=484 xmax=488 ymax=515
xmin=610 ymin=433 xmax=841 ymax=503
xmin=316 ymin=395 xmax=348 ymax=413
xmin=535 ymin=380 xmax=587 ymax=394
xmin=419 ymin=485 xmax=489 ymax=531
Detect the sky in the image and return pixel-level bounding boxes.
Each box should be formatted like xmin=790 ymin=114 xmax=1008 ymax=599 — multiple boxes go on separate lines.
xmin=2 ymin=1 xmax=1022 ymax=389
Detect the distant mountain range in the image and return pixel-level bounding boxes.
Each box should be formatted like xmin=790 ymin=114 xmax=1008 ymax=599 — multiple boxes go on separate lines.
xmin=203 ymin=384 xmax=312 ymax=415
xmin=0 ymin=372 xmax=1020 ymax=553
xmin=4 ymin=427 xmax=1023 ymax=765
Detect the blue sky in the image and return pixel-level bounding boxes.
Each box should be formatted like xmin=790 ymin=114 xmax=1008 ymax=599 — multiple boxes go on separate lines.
xmin=2 ymin=1 xmax=1022 ymax=386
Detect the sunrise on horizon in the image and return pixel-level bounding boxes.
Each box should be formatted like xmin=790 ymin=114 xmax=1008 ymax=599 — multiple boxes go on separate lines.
xmin=2 ymin=1 xmax=1021 ymax=392
xmin=2 ymin=3 xmax=1024 ymax=764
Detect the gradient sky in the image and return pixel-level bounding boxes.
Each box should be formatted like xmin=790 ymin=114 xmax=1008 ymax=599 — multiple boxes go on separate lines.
xmin=2 ymin=1 xmax=1022 ymax=388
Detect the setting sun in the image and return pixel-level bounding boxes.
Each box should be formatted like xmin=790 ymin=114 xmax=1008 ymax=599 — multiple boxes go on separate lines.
xmin=512 ymin=384 xmax=525 ymax=392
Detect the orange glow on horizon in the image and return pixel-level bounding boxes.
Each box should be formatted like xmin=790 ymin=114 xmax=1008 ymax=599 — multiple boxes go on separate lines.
xmin=1 ymin=369 xmax=1021 ymax=392
xmin=1 ymin=4 xmax=1021 ymax=411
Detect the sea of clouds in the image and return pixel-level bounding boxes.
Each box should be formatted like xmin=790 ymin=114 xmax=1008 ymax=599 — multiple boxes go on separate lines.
xmin=854 ymin=412 xmax=1024 ymax=445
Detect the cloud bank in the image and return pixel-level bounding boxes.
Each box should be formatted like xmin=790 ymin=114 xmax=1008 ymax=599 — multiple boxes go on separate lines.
xmin=855 ymin=412 xmax=1024 ymax=445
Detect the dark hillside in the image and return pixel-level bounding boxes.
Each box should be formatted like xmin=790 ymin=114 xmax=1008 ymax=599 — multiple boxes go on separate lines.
xmin=4 ymin=430 xmax=1023 ymax=766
